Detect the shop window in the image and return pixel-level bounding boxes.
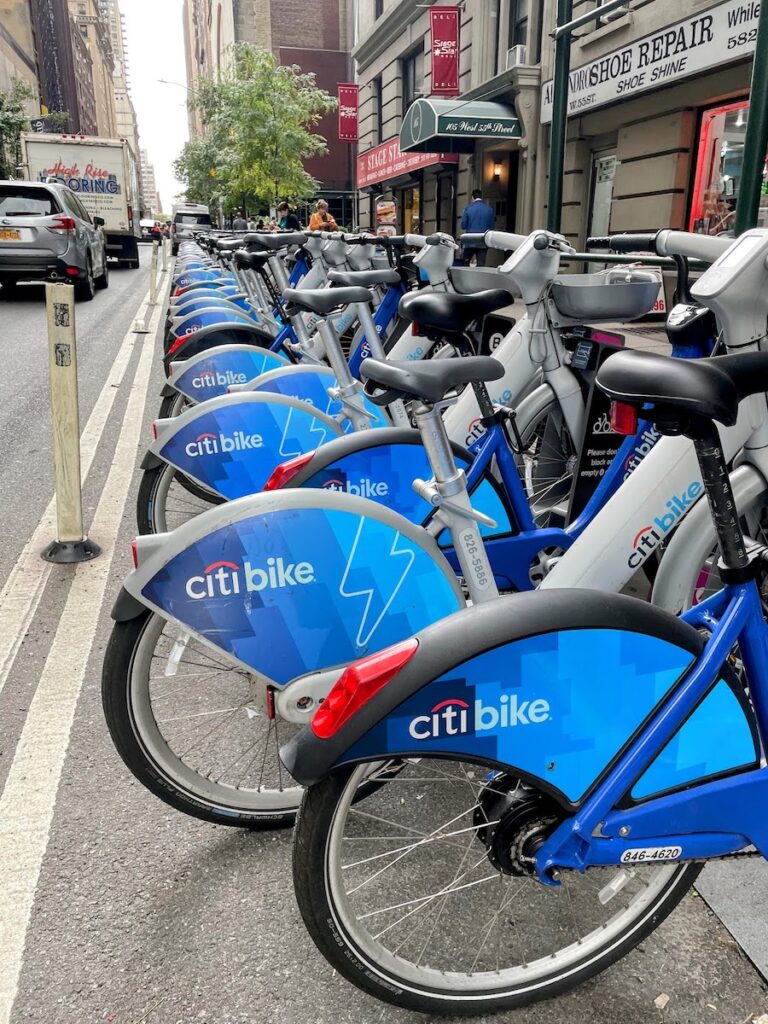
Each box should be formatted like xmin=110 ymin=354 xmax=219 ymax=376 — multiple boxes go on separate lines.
xmin=402 ymin=47 xmax=424 ymax=117
xmin=508 ymin=0 xmax=529 ymax=49
xmin=689 ymin=100 xmax=760 ymax=236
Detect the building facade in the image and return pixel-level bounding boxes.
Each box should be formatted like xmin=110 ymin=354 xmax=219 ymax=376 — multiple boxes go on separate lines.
xmin=0 ymin=0 xmax=40 ymax=111
xmin=353 ymin=0 xmax=763 ymax=247
xmin=182 ymin=0 xmax=355 ymax=219
xmin=68 ymin=0 xmax=118 ymax=136
xmin=28 ymin=0 xmax=79 ymax=128
xmin=140 ymin=148 xmax=161 ymax=214
xmin=107 ymin=0 xmax=143 ymax=207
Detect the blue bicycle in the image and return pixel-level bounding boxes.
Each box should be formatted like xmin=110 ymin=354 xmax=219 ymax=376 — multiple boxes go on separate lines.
xmin=285 ymin=346 xmax=768 ymax=1014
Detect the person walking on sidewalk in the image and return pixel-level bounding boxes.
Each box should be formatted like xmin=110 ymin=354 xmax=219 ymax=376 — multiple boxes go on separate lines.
xmin=460 ymin=189 xmax=494 ymax=266
xmin=309 ymin=199 xmax=338 ymax=232
xmin=232 ymin=210 xmax=248 ymax=231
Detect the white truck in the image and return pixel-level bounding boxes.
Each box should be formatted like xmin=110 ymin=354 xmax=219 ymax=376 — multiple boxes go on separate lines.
xmin=21 ymin=133 xmax=141 ymax=268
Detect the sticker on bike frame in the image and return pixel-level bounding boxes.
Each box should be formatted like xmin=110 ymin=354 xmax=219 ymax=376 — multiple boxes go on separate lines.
xmin=173 ymin=348 xmax=288 ymax=402
xmin=620 ymin=846 xmax=682 ymax=864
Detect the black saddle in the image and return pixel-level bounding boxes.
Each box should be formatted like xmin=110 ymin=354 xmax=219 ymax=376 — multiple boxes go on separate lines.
xmin=399 ymin=289 xmax=512 ymax=335
xmin=283 ymin=286 xmax=372 ymax=316
xmin=362 ymin=355 xmax=504 ymax=405
xmin=245 ymin=231 xmax=307 ymax=251
xmin=215 ymin=238 xmax=244 ymax=252
xmin=597 ymin=350 xmax=768 ymax=428
xmin=234 ymin=249 xmax=271 ymax=271
xmin=328 ymin=268 xmax=401 ymax=288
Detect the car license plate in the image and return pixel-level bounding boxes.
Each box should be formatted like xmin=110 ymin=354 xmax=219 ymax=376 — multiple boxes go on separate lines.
xmin=0 ymin=229 xmax=21 ymax=241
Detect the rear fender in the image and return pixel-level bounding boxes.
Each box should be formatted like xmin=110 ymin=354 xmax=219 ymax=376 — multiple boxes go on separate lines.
xmin=149 ymin=392 xmax=344 ymax=498
xmin=283 ymin=591 xmax=758 ymax=808
xmin=169 ymin=307 xmax=254 ymax=339
xmin=246 ymin=365 xmax=390 ymax=429
xmin=286 ymin=427 xmax=514 ymax=537
xmin=124 ymin=489 xmax=464 ymax=686
xmin=164 ymin=322 xmax=273 ymax=367
xmin=169 ymin=344 xmax=289 ymax=403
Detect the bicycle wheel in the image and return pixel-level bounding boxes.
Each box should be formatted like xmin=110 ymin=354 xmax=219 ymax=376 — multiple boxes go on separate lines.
xmin=136 ymin=460 xmax=223 ymax=534
xmin=514 ymin=394 xmax=577 ymax=527
xmin=102 ymin=609 xmax=301 ymax=827
xmin=158 ymin=390 xmax=191 ymax=420
xmin=294 ymin=760 xmax=701 ymax=1015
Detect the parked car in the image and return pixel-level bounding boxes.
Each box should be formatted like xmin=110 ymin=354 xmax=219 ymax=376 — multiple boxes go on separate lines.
xmin=171 ymin=203 xmax=211 ymax=255
xmin=0 ymin=180 xmax=108 ymax=301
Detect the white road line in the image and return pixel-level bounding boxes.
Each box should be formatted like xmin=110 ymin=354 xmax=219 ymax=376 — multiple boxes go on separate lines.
xmin=0 ymin=293 xmax=163 ymax=1024
xmin=0 ymin=286 xmax=152 ymax=699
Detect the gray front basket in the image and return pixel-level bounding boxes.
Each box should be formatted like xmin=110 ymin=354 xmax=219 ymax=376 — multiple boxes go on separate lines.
xmin=550 ymin=271 xmax=659 ymax=323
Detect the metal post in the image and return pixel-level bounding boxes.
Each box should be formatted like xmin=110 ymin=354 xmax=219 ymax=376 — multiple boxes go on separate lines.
xmin=41 ymin=283 xmax=100 ymax=563
xmin=161 ymin=236 xmax=169 ymax=273
xmin=735 ymin=1 xmax=768 ymax=234
xmin=149 ymin=240 xmax=158 ymax=304
xmin=547 ymin=0 xmax=573 ymax=233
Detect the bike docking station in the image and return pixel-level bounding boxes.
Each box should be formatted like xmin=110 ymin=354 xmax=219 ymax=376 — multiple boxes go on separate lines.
xmin=41 ymin=282 xmax=101 ymax=564
xmin=133 ymin=240 xmax=159 ymax=334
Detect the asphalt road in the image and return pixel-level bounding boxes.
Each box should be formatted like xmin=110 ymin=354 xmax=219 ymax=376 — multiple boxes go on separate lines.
xmin=0 ymin=264 xmax=766 ymax=1024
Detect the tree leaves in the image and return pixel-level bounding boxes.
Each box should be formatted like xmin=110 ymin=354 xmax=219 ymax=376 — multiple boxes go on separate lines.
xmin=174 ymin=45 xmax=337 ymax=212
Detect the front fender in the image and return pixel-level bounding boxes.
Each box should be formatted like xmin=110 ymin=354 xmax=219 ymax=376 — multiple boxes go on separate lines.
xmin=283 ymin=590 xmax=759 ymax=809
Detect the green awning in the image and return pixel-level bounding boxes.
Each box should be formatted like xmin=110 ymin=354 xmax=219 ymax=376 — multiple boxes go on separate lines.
xmin=400 ymin=98 xmax=522 ymax=154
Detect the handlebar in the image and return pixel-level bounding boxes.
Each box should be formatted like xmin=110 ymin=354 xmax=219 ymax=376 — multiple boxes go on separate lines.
xmin=484 ymin=230 xmax=528 ymax=252
xmin=460 ymin=233 xmax=487 ymax=247
xmin=404 ymin=233 xmax=428 ymax=249
xmin=586 ymin=230 xmax=731 ymax=264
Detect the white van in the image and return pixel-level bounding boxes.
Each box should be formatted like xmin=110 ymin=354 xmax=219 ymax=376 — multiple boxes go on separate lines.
xmin=171 ymin=203 xmax=211 ymax=254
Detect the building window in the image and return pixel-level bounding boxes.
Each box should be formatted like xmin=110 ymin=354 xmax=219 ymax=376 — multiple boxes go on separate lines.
xmin=508 ymin=0 xmax=528 ymax=49
xmin=402 ymin=47 xmax=424 ymax=117
xmin=689 ymin=99 xmax=759 ymax=235
xmin=492 ymin=0 xmax=502 ymax=76
xmin=374 ymin=0 xmax=383 ymax=18
xmin=372 ymin=76 xmax=383 ymax=145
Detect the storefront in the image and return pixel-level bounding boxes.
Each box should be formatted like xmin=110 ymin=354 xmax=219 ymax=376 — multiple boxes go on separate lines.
xmin=537 ymin=0 xmax=761 ymax=245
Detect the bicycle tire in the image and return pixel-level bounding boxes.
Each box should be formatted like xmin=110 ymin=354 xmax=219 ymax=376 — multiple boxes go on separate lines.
xmin=293 ymin=763 xmax=702 ymax=1015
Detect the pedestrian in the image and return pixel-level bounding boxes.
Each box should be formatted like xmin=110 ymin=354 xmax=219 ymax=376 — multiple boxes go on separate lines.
xmin=309 ymin=199 xmax=338 ymax=232
xmin=277 ymin=201 xmax=302 ymax=231
xmin=459 ymin=188 xmax=495 ymax=266
xmin=232 ymin=209 xmax=248 ymax=231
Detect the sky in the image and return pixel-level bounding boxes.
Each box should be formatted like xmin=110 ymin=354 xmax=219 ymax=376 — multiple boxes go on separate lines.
xmin=121 ymin=0 xmax=188 ymax=212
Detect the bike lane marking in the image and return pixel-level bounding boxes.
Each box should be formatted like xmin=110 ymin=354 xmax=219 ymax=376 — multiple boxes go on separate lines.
xmin=0 ymin=293 xmax=161 ymax=1024
xmin=0 ymin=287 xmax=151 ymax=701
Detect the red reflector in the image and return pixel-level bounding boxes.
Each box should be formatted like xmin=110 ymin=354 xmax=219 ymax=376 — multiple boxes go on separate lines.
xmin=167 ymin=332 xmax=193 ymax=356
xmin=174 ymin=286 xmax=184 ymax=296
xmin=131 ymin=539 xmax=138 ymax=569
xmin=411 ymin=321 xmax=420 ymax=336
xmin=65 ymin=267 xmax=79 ymax=276
xmin=263 ymin=451 xmax=315 ymax=491
xmin=311 ymin=638 xmax=419 ymax=739
xmin=151 ymin=421 xmax=158 ymax=439
xmin=610 ymin=401 xmax=638 ymax=435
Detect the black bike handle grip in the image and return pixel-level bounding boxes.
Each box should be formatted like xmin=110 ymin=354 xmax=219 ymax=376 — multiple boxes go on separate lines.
xmin=607 ymin=232 xmax=660 ymax=254
xmin=585 ymin=236 xmax=611 ymax=251
xmin=460 ymin=233 xmax=487 ymax=246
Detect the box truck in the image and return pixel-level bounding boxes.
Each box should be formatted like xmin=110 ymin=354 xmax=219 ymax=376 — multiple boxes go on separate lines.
xmin=21 ymin=133 xmax=141 ymax=268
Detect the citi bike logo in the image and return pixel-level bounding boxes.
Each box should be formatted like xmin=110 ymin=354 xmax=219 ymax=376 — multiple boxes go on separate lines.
xmin=190 ymin=370 xmax=248 ymax=389
xmin=627 ymin=481 xmax=702 ymax=568
xmin=185 ymin=431 xmax=264 ymax=457
xmin=406 ymin=346 xmax=425 ymax=361
xmin=322 ymin=477 xmax=390 ymax=498
xmin=623 ymin=425 xmax=662 ymax=480
xmin=185 ymin=557 xmax=315 ymax=599
xmin=408 ymin=694 xmax=551 ymax=740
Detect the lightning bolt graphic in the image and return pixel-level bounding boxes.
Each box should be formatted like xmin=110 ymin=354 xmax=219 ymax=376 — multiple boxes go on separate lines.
xmin=278 ymin=404 xmax=329 ymax=458
xmin=338 ymin=518 xmax=415 ymax=649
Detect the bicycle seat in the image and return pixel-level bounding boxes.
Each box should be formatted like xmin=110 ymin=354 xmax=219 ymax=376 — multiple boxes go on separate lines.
xmin=283 ymin=286 xmax=372 ymax=316
xmin=234 ymin=249 xmax=271 ymax=271
xmin=245 ymin=232 xmax=307 ymax=251
xmin=215 ymin=238 xmax=244 ymax=251
xmin=597 ymin=350 xmax=768 ymax=427
xmin=361 ymin=355 xmax=504 ymax=405
xmin=399 ymin=289 xmax=511 ymax=334
xmin=328 ymin=268 xmax=401 ymax=287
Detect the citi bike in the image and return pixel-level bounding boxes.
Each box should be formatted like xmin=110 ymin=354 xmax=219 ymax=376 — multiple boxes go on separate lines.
xmin=284 ymin=340 xmax=768 ymax=1015
xmin=101 ymin=226 xmax=741 ymax=831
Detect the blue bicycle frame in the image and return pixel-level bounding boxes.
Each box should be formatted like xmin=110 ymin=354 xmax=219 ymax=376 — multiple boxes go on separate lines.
xmin=535 ymin=579 xmax=768 ymax=882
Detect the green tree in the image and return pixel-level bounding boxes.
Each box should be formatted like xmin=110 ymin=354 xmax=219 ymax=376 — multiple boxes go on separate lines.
xmin=0 ymin=80 xmax=35 ymax=179
xmin=176 ymin=45 xmax=336 ymax=212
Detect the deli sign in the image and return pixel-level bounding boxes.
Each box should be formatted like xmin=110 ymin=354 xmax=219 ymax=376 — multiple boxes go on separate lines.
xmin=541 ymin=0 xmax=759 ymax=123
xmin=357 ymin=139 xmax=458 ymax=188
